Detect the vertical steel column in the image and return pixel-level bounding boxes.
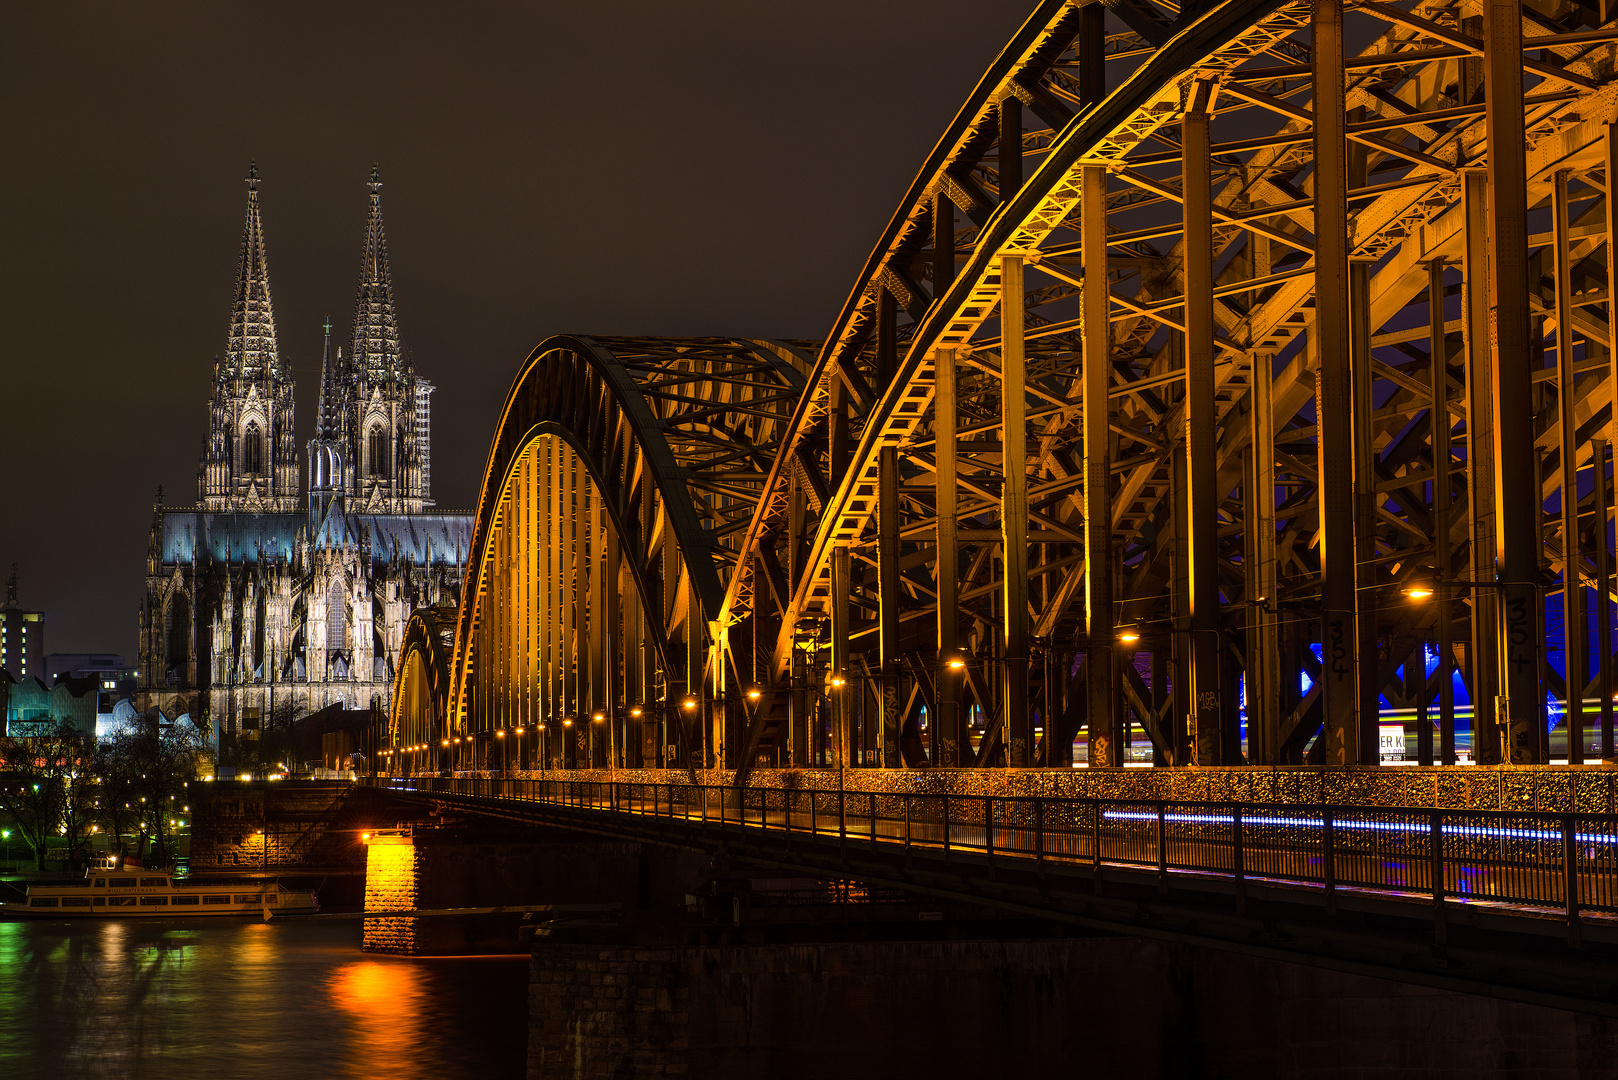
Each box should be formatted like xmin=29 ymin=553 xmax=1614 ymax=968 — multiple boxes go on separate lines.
xmin=1002 ymin=255 xmax=1031 ymax=767
xmin=1045 ymin=644 xmax=1067 ymax=767
xmin=1556 ymin=171 xmax=1585 ymax=764
xmin=999 ymin=96 xmax=1023 ymax=202
xmin=1079 ymin=2 xmax=1105 ymax=105
xmin=1485 ymin=0 xmax=1543 ymax=764
xmin=685 ymin=570 xmax=704 ymax=770
xmin=1463 ymin=170 xmax=1500 ymax=763
xmin=1350 ymin=261 xmax=1380 ymax=764
xmin=878 ymin=444 xmax=902 ymax=767
xmin=1248 ymin=351 xmax=1279 ymax=763
xmin=539 ymin=441 xmax=553 ymax=763
xmin=1596 ymin=439 xmax=1614 ymax=759
xmin=1413 ymin=639 xmax=1434 ymax=767
xmin=831 ymin=543 xmax=852 ymax=769
xmin=934 ymin=194 xmax=954 ymax=298
xmin=623 ymin=543 xmax=643 ymax=767
xmin=560 ymin=455 xmax=575 ymax=755
xmin=1183 ymin=85 xmax=1223 ymax=765
xmin=1429 ymin=260 xmax=1456 ymax=765
xmin=787 ymin=476 xmax=808 ymax=767
xmin=575 ymin=467 xmax=591 ymax=757
xmin=526 ymin=449 xmax=537 ymax=756
xmin=876 ymin=287 xmax=897 ymax=387
xmin=829 ymin=381 xmax=849 ymax=487
xmin=657 ymin=492 xmax=678 ymax=768
xmin=1314 ymin=0 xmax=1362 ymax=764
xmin=1081 ymin=165 xmax=1117 ymax=768
xmin=935 ymin=349 xmax=960 ymax=767
xmin=1603 ymin=123 xmax=1618 ymax=760
xmin=595 ymin=495 xmax=614 ymax=765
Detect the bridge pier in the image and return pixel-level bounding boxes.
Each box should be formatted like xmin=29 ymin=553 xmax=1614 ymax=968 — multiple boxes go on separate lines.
xmin=359 ymin=826 xmax=711 ymax=956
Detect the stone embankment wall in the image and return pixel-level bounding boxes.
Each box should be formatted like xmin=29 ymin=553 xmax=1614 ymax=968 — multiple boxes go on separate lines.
xmin=483 ymin=764 xmax=1618 ymax=813
xmin=188 ymin=780 xmax=429 ymax=871
xmin=528 ymin=936 xmax=1618 ymax=1079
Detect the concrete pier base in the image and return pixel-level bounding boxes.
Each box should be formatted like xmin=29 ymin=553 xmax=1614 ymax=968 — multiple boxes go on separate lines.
xmin=527 ymin=935 xmax=1618 ymax=1079
xmin=361 ymin=829 xmax=709 ymax=955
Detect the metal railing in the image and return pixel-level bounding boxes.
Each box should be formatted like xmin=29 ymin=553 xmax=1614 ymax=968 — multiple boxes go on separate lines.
xmin=368 ymin=776 xmax=1618 ymax=925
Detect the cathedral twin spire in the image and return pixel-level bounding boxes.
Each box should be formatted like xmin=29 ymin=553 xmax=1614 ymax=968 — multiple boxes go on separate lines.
xmin=223 ymin=162 xmax=280 ymax=381
xmin=203 ymin=164 xmax=428 ymax=516
xmin=349 ymin=164 xmax=405 ymax=383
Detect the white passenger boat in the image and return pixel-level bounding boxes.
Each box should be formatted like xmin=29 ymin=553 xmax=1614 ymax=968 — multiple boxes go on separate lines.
xmin=0 ymin=868 xmax=318 ymax=917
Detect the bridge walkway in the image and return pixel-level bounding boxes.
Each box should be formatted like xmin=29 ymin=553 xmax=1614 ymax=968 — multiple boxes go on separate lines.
xmin=364 ymin=775 xmax=1618 ymax=1015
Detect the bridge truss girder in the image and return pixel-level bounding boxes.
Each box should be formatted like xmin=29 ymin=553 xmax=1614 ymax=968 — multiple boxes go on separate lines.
xmin=401 ymin=0 xmax=1618 ymax=781
xmin=722 ymin=0 xmax=1618 ymax=777
xmin=438 ymin=336 xmax=810 ymax=773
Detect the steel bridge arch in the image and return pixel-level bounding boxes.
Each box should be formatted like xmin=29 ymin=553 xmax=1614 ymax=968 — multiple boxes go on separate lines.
xmin=395 ymin=0 xmax=1618 ymax=781
xmin=391 ymin=603 xmax=457 ymax=755
xmin=439 ymin=335 xmax=809 ymax=770
xmin=721 ymin=0 xmax=1618 ymax=776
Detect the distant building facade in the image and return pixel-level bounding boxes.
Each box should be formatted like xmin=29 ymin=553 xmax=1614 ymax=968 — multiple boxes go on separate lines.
xmin=137 ymin=166 xmax=470 ymax=760
xmin=46 ymin=653 xmax=130 ymax=683
xmin=0 ymin=567 xmax=44 ymax=681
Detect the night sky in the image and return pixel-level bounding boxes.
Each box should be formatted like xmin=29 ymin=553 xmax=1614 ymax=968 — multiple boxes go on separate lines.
xmin=0 ymin=2 xmax=1025 ymax=656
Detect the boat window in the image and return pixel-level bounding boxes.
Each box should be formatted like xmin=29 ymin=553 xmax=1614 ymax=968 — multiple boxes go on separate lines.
xmin=61 ymin=897 xmax=92 ymax=907
xmin=109 ymin=877 xmax=136 ymax=887
xmin=108 ymin=897 xmax=138 ymax=906
xmin=93 ymin=897 xmax=105 ymax=905
xmin=94 ymin=879 xmax=105 ymax=887
xmin=172 ymin=895 xmax=200 ymax=905
xmin=202 ymin=895 xmax=231 ymax=905
xmin=28 ymin=898 xmax=58 ymax=907
xmin=235 ymin=895 xmax=263 ymax=904
xmin=140 ymin=878 xmax=168 ymax=888
xmin=140 ymin=896 xmax=168 ymax=906
xmin=265 ymin=894 xmax=279 ymax=905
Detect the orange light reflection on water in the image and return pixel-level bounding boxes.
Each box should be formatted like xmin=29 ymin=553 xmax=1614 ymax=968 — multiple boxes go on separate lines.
xmin=327 ymin=958 xmax=428 ymax=1075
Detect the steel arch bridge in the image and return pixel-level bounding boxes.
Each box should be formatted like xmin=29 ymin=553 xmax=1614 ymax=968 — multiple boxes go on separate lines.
xmin=391 ymin=0 xmax=1618 ymax=782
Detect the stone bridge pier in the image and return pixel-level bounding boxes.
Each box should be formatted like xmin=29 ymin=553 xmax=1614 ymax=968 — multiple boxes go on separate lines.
xmin=359 ymin=825 xmax=711 ymax=956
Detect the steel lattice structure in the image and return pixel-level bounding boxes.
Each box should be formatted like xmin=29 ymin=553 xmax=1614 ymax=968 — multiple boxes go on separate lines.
xmin=393 ymin=0 xmax=1618 ymax=779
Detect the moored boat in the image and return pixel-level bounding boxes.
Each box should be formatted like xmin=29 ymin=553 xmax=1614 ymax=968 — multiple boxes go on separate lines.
xmin=0 ymin=867 xmax=318 ymax=917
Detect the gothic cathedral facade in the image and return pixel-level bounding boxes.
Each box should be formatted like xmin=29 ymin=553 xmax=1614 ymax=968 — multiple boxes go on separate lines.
xmin=138 ymin=166 xmax=470 ymax=765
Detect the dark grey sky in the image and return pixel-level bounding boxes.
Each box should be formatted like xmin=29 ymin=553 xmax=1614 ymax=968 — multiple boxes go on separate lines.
xmin=0 ymin=1 xmax=1025 ymax=656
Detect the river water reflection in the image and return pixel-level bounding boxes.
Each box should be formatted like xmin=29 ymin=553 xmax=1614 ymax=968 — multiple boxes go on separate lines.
xmin=0 ymin=918 xmax=529 ymax=1079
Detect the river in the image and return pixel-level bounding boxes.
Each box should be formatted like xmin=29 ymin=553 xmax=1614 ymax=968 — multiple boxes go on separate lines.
xmin=0 ymin=917 xmax=530 ymax=1079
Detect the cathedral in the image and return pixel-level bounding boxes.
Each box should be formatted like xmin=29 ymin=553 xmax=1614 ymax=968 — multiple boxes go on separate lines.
xmin=138 ymin=165 xmax=471 ymax=765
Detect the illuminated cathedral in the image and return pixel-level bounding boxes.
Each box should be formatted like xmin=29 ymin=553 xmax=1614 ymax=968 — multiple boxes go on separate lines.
xmin=138 ymin=165 xmax=470 ymax=762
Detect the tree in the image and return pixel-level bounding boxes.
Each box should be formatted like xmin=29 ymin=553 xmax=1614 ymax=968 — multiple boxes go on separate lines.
xmin=0 ymin=716 xmax=95 ymax=870
xmin=92 ymin=714 xmax=208 ymax=866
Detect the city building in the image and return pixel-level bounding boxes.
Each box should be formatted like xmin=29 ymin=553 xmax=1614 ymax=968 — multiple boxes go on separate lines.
xmin=0 ymin=567 xmax=44 ymax=681
xmin=3 ymin=672 xmax=98 ymax=736
xmin=137 ymin=165 xmax=471 ymax=762
xmin=46 ymin=653 xmax=131 ymax=683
